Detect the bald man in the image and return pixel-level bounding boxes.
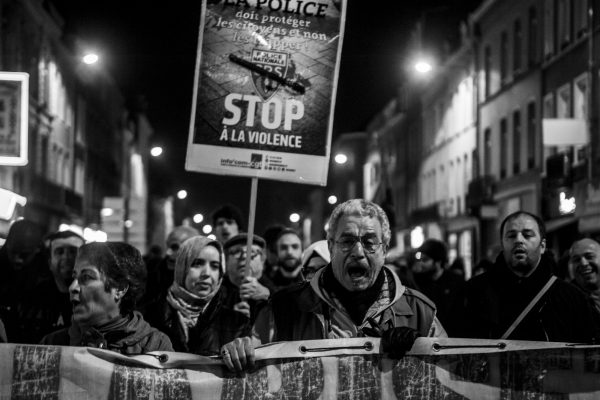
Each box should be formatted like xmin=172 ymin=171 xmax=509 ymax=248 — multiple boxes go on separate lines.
xmin=569 ymin=238 xmax=600 ymax=315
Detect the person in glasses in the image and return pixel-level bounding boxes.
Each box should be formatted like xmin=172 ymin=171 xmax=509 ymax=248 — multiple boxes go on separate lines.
xmin=221 ymin=234 xmax=274 ymax=320
xmin=220 ymin=199 xmax=446 ymax=371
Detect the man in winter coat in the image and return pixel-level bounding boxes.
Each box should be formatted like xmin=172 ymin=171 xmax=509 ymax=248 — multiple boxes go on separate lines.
xmin=220 ymin=199 xmax=446 ymax=371
xmin=459 ymin=211 xmax=598 ymax=343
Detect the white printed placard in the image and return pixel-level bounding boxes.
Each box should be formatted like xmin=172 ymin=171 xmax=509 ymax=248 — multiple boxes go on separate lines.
xmin=186 ymin=0 xmax=346 ymax=185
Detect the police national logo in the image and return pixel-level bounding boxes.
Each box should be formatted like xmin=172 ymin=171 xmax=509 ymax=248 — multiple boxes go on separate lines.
xmin=251 ymin=49 xmax=289 ymax=100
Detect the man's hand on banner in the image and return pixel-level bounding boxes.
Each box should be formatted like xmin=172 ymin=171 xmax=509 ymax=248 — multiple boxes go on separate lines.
xmin=220 ymin=336 xmax=256 ymax=372
xmin=381 ymin=327 xmax=421 ymax=359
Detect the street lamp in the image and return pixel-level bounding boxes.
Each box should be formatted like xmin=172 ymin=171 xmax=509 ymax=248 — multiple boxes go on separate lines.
xmin=177 ymin=190 xmax=188 ymax=200
xmin=414 ymin=59 xmax=433 ymax=74
xmin=150 ymin=146 xmax=163 ymax=157
xmin=202 ymin=224 xmax=212 ymax=234
xmin=289 ymin=213 xmax=300 ymax=223
xmin=328 ymin=195 xmax=338 ymax=205
xmin=193 ymin=213 xmax=204 ymax=224
xmin=334 ymin=153 xmax=348 ymax=164
xmin=82 ymin=53 xmax=99 ymax=65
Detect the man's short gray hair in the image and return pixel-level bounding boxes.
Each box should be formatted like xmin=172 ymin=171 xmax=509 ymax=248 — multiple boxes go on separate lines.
xmin=326 ymin=199 xmax=391 ymax=247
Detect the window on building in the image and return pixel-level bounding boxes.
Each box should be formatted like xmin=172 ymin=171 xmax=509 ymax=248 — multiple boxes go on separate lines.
xmin=574 ymin=73 xmax=588 ymax=164
xmin=500 ymin=31 xmax=509 ymax=84
xmin=574 ymin=0 xmax=589 ymax=37
xmin=484 ymin=128 xmax=492 ymax=176
xmin=513 ymin=19 xmax=523 ymax=73
xmin=528 ymin=6 xmax=538 ymax=67
xmin=501 ymin=118 xmax=508 ymax=178
xmin=527 ymin=101 xmax=537 ymax=169
xmin=557 ymin=83 xmax=572 ymax=118
xmin=543 ymin=93 xmax=557 ymax=172
xmin=557 ymin=0 xmax=572 ymax=48
xmin=574 ymin=73 xmax=588 ymax=119
xmin=513 ymin=110 xmax=522 ymax=174
xmin=484 ymin=46 xmax=492 ymax=98
xmin=40 ymin=136 xmax=48 ymax=178
xmin=544 ymin=0 xmax=555 ymax=58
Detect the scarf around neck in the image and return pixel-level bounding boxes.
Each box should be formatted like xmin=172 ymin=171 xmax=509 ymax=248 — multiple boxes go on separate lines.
xmin=68 ymin=314 xmax=130 ymax=348
xmin=167 ymin=281 xmax=220 ymax=342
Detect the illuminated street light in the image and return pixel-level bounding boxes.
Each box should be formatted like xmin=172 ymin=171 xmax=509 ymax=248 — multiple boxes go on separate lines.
xmin=82 ymin=53 xmax=99 ymax=65
xmin=327 ymin=195 xmax=338 ymax=205
xmin=414 ymin=60 xmax=433 ymax=74
xmin=334 ymin=153 xmax=347 ymax=164
xmin=177 ymin=190 xmax=188 ymax=200
xmin=202 ymin=224 xmax=212 ymax=234
xmin=150 ymin=146 xmax=163 ymax=157
xmin=193 ymin=213 xmax=204 ymax=224
xmin=289 ymin=213 xmax=300 ymax=223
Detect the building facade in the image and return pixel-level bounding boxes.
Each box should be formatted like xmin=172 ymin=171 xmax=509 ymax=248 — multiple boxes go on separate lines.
xmin=0 ymin=0 xmax=151 ymax=251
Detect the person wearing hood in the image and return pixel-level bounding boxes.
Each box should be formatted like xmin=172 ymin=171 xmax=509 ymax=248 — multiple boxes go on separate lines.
xmin=41 ymin=242 xmax=172 ymax=354
xmin=149 ymin=236 xmax=252 ymax=355
xmin=301 ymin=240 xmax=330 ymax=281
xmin=220 ymin=199 xmax=446 ymax=372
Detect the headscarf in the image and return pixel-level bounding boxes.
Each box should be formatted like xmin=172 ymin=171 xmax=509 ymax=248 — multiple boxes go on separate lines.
xmin=301 ymin=240 xmax=331 ymax=269
xmin=166 ymin=236 xmax=225 ymax=342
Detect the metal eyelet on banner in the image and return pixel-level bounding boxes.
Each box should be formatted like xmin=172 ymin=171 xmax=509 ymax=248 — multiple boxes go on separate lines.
xmin=432 ymin=342 xmax=507 ymax=352
xmin=147 ymin=353 xmax=169 ymax=363
xmin=299 ymin=341 xmax=374 ymax=354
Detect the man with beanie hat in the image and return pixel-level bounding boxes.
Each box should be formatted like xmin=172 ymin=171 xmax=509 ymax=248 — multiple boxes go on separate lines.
xmin=413 ymin=238 xmax=464 ymax=335
xmin=212 ymin=204 xmax=245 ymax=244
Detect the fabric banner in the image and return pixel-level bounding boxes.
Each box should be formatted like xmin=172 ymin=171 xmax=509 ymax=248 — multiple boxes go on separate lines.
xmin=186 ymin=0 xmax=347 ymax=185
xmin=1 ymin=338 xmax=599 ymax=399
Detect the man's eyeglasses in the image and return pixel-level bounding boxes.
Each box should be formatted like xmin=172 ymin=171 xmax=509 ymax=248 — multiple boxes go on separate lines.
xmin=335 ymin=236 xmax=382 ymax=253
xmin=227 ymin=247 xmax=262 ymax=259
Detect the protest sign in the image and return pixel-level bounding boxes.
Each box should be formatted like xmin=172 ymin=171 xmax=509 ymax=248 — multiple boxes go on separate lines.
xmin=186 ymin=0 xmax=346 ymax=185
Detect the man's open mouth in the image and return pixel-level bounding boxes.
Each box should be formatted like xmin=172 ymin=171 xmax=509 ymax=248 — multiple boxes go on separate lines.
xmin=347 ymin=265 xmax=368 ymax=279
xmin=512 ymin=248 xmax=527 ymax=256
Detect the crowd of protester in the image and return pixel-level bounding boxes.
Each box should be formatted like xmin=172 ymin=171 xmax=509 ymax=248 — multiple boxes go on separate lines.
xmin=0 ymin=200 xmax=599 ymax=370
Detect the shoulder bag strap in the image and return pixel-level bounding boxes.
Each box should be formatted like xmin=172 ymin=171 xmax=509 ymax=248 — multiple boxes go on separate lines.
xmin=501 ymin=276 xmax=558 ymax=339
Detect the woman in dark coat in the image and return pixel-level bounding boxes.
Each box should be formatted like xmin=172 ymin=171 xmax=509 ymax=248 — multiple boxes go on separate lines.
xmin=148 ymin=236 xmax=251 ymax=355
xmin=42 ymin=242 xmax=173 ymax=354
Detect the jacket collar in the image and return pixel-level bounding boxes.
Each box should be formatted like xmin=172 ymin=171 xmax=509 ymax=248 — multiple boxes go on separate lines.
xmin=306 ymin=265 xmax=411 ymax=316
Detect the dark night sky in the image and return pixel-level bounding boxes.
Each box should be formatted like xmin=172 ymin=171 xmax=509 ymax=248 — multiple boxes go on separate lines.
xmin=50 ymin=1 xmax=480 ymax=234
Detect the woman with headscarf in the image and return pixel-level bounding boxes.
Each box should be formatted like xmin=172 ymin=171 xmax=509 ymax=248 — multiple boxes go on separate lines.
xmin=41 ymin=242 xmax=173 ymax=354
xmin=148 ymin=236 xmax=252 ymax=355
xmin=300 ymin=240 xmax=330 ymax=281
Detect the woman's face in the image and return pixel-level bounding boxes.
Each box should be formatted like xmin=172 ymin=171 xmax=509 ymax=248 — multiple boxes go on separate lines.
xmin=70 ymin=256 xmax=121 ymax=327
xmin=184 ymin=245 xmax=222 ymax=298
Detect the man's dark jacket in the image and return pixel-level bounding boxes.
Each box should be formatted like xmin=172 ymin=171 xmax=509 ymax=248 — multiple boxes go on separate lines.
xmin=459 ymin=253 xmax=599 ymax=343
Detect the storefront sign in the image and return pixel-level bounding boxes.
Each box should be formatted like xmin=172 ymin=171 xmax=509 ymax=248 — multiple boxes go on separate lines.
xmin=186 ymin=0 xmax=347 ymax=185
